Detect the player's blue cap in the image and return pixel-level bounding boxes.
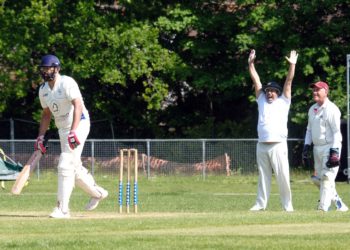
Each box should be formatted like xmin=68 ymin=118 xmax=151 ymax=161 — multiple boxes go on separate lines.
xmin=39 ymin=55 xmax=60 ymax=67
xmin=263 ymin=81 xmax=282 ymax=96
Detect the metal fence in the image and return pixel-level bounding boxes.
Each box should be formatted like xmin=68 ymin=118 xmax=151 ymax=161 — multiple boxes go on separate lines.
xmin=0 ymin=118 xmax=116 ymax=139
xmin=0 ymin=139 xmax=306 ymax=179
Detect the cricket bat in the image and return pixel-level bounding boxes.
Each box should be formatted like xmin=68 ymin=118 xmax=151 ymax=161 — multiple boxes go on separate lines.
xmin=11 ymin=150 xmax=43 ymax=195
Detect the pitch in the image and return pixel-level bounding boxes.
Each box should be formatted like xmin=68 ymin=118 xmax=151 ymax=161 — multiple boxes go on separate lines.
xmin=1 ymin=174 xmax=350 ymax=249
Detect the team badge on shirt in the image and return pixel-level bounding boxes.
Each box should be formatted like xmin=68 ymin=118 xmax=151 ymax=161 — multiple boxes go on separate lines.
xmin=52 ymin=103 xmax=59 ymax=112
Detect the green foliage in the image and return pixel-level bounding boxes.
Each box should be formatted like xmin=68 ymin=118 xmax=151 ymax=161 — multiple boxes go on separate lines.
xmin=0 ymin=0 xmax=349 ymax=138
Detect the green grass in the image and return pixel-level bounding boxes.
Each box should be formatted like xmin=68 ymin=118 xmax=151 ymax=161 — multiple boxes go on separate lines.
xmin=1 ymin=173 xmax=350 ymax=249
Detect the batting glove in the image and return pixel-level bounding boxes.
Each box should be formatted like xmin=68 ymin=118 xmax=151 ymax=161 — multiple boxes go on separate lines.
xmin=326 ymin=148 xmax=340 ymax=168
xmin=35 ymin=135 xmax=47 ymax=154
xmin=68 ymin=130 xmax=80 ymax=150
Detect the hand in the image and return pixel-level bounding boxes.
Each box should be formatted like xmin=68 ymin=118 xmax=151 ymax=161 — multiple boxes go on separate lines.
xmin=302 ymin=144 xmax=311 ymax=168
xmin=285 ymin=50 xmax=298 ymax=64
xmin=68 ymin=131 xmax=80 ymax=150
xmin=326 ymin=148 xmax=340 ymax=168
xmin=248 ymin=49 xmax=256 ymax=64
xmin=34 ymin=135 xmax=47 ymax=154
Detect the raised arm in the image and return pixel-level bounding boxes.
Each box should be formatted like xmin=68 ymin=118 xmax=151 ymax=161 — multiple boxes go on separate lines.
xmin=248 ymin=49 xmax=262 ymax=98
xmin=283 ymin=50 xmax=298 ymax=99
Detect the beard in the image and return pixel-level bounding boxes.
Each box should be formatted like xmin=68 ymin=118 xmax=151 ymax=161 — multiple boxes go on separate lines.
xmin=41 ymin=72 xmax=55 ymax=81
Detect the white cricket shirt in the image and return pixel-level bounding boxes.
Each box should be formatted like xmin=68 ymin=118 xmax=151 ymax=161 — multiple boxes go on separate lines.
xmin=256 ymin=93 xmax=290 ymax=142
xmin=39 ymin=74 xmax=89 ymax=129
xmin=304 ymin=98 xmax=342 ymax=148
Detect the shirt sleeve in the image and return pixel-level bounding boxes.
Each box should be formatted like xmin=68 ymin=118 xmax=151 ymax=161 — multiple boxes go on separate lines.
xmin=64 ymin=76 xmax=82 ymax=101
xmin=328 ymin=105 xmax=342 ymax=149
xmin=38 ymin=84 xmax=48 ymax=109
xmin=304 ymin=107 xmax=312 ymax=145
xmin=281 ymin=93 xmax=291 ymax=105
xmin=304 ymin=129 xmax=312 ymax=145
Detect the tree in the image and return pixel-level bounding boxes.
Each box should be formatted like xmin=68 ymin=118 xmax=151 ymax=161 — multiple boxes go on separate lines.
xmin=0 ymin=0 xmax=349 ymax=138
xmin=0 ymin=0 xmax=183 ymax=138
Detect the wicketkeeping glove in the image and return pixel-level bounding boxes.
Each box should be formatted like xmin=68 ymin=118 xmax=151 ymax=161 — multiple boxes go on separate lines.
xmin=326 ymin=148 xmax=340 ymax=168
xmin=302 ymin=144 xmax=312 ymax=168
xmin=68 ymin=131 xmax=80 ymax=150
xmin=34 ymin=135 xmax=47 ymax=154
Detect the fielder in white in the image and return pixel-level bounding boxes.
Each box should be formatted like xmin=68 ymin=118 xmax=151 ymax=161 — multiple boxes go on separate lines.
xmin=248 ymin=49 xmax=298 ymax=212
xmin=302 ymin=81 xmax=348 ymax=212
xmin=35 ymin=55 xmax=108 ymax=218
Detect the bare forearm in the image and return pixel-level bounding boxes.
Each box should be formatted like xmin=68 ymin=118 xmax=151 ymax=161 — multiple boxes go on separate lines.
xmin=38 ymin=109 xmax=51 ymax=136
xmin=249 ymin=64 xmax=259 ymax=83
xmin=249 ymin=63 xmax=262 ymax=95
xmin=247 ymin=49 xmax=263 ymax=97
xmin=71 ymin=99 xmax=83 ymax=131
xmin=283 ymin=50 xmax=298 ymax=99
xmin=285 ymin=63 xmax=296 ymax=85
xmin=283 ymin=63 xmax=296 ymax=99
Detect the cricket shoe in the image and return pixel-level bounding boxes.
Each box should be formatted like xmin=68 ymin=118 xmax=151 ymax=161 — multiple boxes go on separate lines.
xmin=284 ymin=206 xmax=294 ymax=212
xmin=317 ymin=202 xmax=331 ymax=212
xmin=334 ymin=196 xmax=349 ymax=212
xmin=249 ymin=204 xmax=265 ymax=211
xmin=85 ymin=186 xmax=108 ymax=211
xmin=49 ymin=207 xmax=70 ymax=219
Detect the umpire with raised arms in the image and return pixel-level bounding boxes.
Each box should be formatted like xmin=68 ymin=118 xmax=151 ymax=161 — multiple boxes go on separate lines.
xmin=248 ymin=49 xmax=298 ymax=212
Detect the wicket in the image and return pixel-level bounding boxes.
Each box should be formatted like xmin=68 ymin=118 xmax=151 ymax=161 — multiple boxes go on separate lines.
xmin=118 ymin=149 xmax=138 ymax=213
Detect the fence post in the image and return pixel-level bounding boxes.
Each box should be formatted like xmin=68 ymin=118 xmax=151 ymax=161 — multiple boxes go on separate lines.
xmin=347 ymin=54 xmax=350 ymax=183
xmin=10 ymin=118 xmax=15 ymax=157
xmin=146 ymin=139 xmax=151 ymax=179
xmin=91 ymin=140 xmax=95 ymax=175
xmin=202 ymin=139 xmax=206 ymax=180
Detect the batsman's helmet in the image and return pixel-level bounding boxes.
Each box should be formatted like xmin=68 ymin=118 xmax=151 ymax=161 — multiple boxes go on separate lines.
xmin=39 ymin=54 xmax=60 ymax=68
xmin=39 ymin=55 xmax=60 ymax=81
xmin=262 ymin=81 xmax=282 ymax=96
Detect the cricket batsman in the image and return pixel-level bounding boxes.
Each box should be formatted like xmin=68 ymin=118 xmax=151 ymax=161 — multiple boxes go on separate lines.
xmin=36 ymin=54 xmax=108 ymax=218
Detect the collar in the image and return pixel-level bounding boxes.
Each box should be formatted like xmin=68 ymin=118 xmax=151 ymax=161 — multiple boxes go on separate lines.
xmin=313 ymin=98 xmax=329 ymax=114
xmin=316 ymin=97 xmax=329 ymax=109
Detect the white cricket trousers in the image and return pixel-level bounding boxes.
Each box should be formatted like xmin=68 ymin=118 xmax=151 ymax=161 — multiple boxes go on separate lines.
xmin=254 ymin=141 xmax=293 ymax=211
xmin=313 ymin=144 xmax=340 ymax=211
xmin=57 ymin=119 xmax=90 ymax=212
